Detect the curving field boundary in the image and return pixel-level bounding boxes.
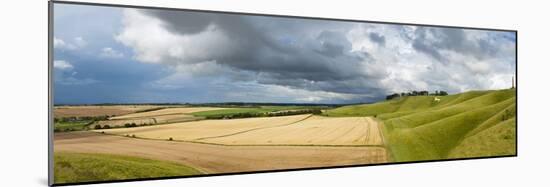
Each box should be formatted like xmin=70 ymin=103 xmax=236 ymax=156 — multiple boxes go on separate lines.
xmin=54 ymin=132 xmax=388 ymax=174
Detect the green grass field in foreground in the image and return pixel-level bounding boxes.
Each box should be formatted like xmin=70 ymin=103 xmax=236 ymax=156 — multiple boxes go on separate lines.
xmin=54 ymin=152 xmax=202 ymax=184
xmin=326 ymin=88 xmax=516 ymax=162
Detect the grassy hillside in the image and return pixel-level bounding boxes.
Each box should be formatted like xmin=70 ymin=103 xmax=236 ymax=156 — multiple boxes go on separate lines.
xmin=326 ymin=88 xmax=516 ymax=162
xmin=54 ymin=152 xmax=202 ymax=184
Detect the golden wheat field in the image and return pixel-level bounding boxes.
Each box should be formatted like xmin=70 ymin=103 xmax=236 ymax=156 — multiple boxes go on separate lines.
xmin=98 ymin=114 xmax=310 ymax=141
xmin=98 ymin=114 xmax=383 ymax=146
xmin=203 ymin=116 xmax=383 ymax=146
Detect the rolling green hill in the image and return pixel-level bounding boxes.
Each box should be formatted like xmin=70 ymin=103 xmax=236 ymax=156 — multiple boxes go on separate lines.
xmin=326 ymin=88 xmax=516 ymax=162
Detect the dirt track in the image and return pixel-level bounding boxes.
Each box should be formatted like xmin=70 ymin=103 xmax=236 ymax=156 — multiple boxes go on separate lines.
xmin=54 ymin=132 xmax=387 ymax=174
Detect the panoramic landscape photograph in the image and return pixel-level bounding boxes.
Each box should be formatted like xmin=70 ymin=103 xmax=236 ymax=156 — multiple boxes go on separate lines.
xmin=52 ymin=3 xmax=517 ymax=185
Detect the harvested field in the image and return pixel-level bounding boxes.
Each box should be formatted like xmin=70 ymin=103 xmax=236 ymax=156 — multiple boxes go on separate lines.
xmin=94 ymin=107 xmax=225 ymax=127
xmin=152 ymin=114 xmax=200 ymax=122
xmin=54 ymin=105 xmax=161 ymax=118
xmin=99 ymin=114 xmax=310 ymax=140
xmin=98 ymin=115 xmax=383 ymax=146
xmin=109 ymin=107 xmax=228 ymax=120
xmin=54 ymin=132 xmax=387 ymax=173
xmin=203 ymin=116 xmax=383 ymax=146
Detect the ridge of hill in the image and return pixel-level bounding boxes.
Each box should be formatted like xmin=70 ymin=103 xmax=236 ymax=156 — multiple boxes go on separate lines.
xmin=326 ymin=88 xmax=516 ymax=162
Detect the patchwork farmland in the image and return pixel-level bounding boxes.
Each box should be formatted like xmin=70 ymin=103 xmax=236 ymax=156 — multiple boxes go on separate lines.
xmin=53 ymin=89 xmax=516 ymax=184
xmin=95 ymin=107 xmax=227 ymax=128
xmin=55 ymin=132 xmax=387 ymax=174
xmin=54 ymin=104 xmax=389 ymax=183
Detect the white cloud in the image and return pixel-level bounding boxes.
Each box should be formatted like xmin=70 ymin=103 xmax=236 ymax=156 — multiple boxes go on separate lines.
xmin=73 ymin=37 xmax=87 ymax=48
xmin=53 ymin=60 xmax=73 ymax=70
xmin=115 ymin=9 xmax=234 ymax=65
xmin=53 ymin=37 xmax=67 ymax=49
xmin=53 ymin=37 xmax=87 ymax=50
xmin=100 ymin=47 xmax=124 ymax=58
xmin=346 ymin=24 xmax=515 ymax=94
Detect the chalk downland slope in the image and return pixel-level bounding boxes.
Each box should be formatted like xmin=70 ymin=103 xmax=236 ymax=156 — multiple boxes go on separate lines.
xmin=326 ymin=89 xmax=516 ymax=162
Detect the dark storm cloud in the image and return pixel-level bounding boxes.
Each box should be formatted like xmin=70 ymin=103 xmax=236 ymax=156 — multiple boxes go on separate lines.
xmin=315 ymin=31 xmax=352 ymax=57
xmin=143 ymin=9 xmax=277 ymax=52
xmin=55 ymin=4 xmax=515 ymax=104
xmin=412 ymin=27 xmax=506 ymax=63
xmin=137 ymin=9 xmax=382 ymax=96
xmin=368 ymin=32 xmax=386 ymax=46
xmin=142 ymin=10 xmax=214 ymax=34
xmin=116 ymin=9 xmax=516 ymax=103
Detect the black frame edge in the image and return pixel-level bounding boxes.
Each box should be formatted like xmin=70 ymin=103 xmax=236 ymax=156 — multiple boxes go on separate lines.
xmin=48 ymin=1 xmax=54 ymax=186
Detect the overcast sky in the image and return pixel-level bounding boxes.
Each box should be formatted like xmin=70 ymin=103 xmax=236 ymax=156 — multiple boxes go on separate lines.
xmin=53 ymin=4 xmax=516 ymax=104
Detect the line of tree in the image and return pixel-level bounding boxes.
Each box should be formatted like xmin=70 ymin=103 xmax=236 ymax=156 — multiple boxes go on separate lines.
xmin=191 ymin=102 xmax=340 ymax=108
xmin=94 ymin=122 xmax=155 ymax=130
xmin=206 ymin=109 xmax=323 ymax=120
xmin=54 ymin=115 xmax=110 ymax=123
xmin=386 ymin=90 xmax=448 ymax=100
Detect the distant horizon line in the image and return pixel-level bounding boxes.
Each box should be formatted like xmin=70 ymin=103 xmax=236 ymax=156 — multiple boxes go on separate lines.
xmin=54 ymin=88 xmax=515 ymax=106
xmin=53 ymin=101 xmax=355 ymax=106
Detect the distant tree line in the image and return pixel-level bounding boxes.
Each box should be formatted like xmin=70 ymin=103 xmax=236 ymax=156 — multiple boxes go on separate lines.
xmin=267 ymin=109 xmax=323 ymax=117
xmin=191 ymin=102 xmax=339 ymax=108
xmin=206 ymin=109 xmax=323 ymax=120
xmin=386 ymin=90 xmax=449 ymax=100
xmin=133 ymin=107 xmax=166 ymax=114
xmin=94 ymin=122 xmax=155 ymax=130
xmin=54 ymin=115 xmax=110 ymax=123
